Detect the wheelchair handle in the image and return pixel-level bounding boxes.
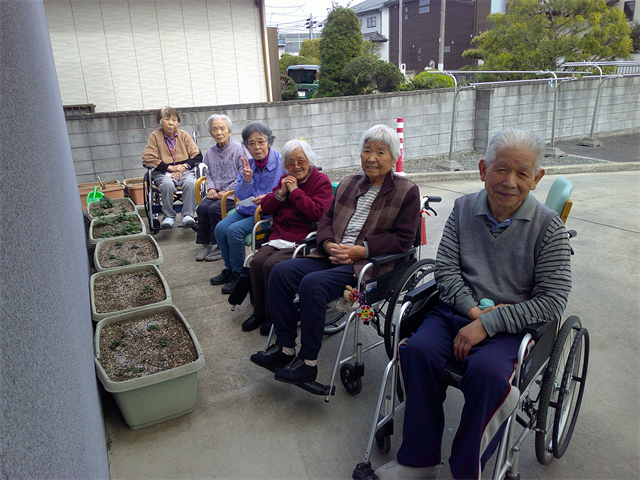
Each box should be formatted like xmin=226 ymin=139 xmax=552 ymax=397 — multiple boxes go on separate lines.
xmin=422 ymin=196 xmax=442 ymax=217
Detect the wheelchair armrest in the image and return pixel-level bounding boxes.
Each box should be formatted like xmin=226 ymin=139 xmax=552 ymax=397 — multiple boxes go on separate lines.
xmin=524 ymin=321 xmax=556 ymax=342
xmin=370 ymin=247 xmax=417 ymax=266
xmin=403 ymin=279 xmax=438 ymax=304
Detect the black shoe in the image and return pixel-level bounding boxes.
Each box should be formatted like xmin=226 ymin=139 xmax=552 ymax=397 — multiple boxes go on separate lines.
xmin=221 ymin=272 xmax=241 ymax=294
xmin=274 ymin=356 xmax=317 ymax=384
xmin=242 ymin=314 xmax=265 ymax=332
xmin=210 ymin=269 xmax=232 ymax=285
xmin=250 ymin=344 xmax=294 ymax=370
xmin=259 ymin=318 xmax=272 ymax=336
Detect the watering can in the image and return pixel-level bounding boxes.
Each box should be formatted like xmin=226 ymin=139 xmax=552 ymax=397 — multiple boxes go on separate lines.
xmin=86 ymin=186 xmax=104 ymax=205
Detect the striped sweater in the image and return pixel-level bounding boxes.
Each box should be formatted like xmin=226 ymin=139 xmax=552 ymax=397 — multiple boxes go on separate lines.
xmin=435 ymin=190 xmax=572 ymax=336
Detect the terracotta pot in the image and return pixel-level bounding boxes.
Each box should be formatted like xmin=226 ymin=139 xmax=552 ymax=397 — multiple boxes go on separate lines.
xmin=123 ymin=177 xmax=145 ymax=205
xmin=79 ymin=180 xmax=125 ymax=210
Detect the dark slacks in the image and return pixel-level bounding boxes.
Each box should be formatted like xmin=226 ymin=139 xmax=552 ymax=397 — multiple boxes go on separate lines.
xmin=269 ymin=257 xmax=355 ymax=361
xmin=196 ymin=197 xmax=235 ymax=245
xmin=250 ymin=246 xmax=294 ymax=317
xmin=397 ymin=301 xmax=525 ymax=480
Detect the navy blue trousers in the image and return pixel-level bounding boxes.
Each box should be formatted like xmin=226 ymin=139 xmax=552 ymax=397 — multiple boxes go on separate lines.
xmin=268 ymin=257 xmax=355 ymax=361
xmin=397 ymin=301 xmax=525 ymax=480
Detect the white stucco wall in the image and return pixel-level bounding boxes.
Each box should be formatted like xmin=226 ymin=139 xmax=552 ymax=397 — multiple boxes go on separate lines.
xmin=44 ymin=0 xmax=268 ymax=112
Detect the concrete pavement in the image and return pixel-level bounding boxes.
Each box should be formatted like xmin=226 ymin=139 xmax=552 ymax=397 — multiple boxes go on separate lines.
xmin=102 ymin=168 xmax=640 ymax=480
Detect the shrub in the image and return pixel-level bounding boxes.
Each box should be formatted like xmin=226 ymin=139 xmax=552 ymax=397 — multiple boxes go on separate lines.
xmin=411 ymin=71 xmax=455 ymax=90
xmin=280 ymin=75 xmax=298 ymax=101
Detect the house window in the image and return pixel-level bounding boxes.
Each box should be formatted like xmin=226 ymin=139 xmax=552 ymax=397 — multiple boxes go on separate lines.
xmin=419 ymin=0 xmax=430 ymax=4
xmin=418 ymin=48 xmax=422 ymax=53
xmin=419 ymin=6 xmax=430 ymax=13
xmin=418 ymin=56 xmax=421 ymax=62
xmin=367 ymin=16 xmax=376 ymax=28
xmin=444 ymin=46 xmax=451 ymax=53
xmin=405 ymin=14 xmax=408 ymax=19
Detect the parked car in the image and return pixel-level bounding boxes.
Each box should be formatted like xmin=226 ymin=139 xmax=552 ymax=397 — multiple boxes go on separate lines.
xmin=285 ymin=64 xmax=319 ymax=99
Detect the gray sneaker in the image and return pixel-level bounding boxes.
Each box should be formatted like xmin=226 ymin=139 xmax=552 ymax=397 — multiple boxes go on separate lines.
xmin=196 ymin=244 xmax=213 ymax=262
xmin=205 ymin=245 xmax=222 ymax=262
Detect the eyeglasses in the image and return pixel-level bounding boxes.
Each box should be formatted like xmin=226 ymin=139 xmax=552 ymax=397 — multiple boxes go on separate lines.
xmin=286 ymin=158 xmax=308 ymax=167
xmin=247 ymin=139 xmax=268 ymax=148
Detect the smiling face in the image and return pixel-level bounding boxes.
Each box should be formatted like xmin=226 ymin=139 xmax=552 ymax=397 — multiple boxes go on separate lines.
xmin=479 ymin=146 xmax=545 ymax=222
xmin=360 ymin=140 xmax=397 ymax=186
xmin=160 ymin=115 xmax=179 ymax=137
xmin=285 ymin=147 xmax=311 ymax=180
xmin=246 ymin=132 xmax=269 ymax=161
xmin=210 ymin=119 xmax=231 ymax=147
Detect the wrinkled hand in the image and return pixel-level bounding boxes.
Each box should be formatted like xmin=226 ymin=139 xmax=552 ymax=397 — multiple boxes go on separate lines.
xmin=326 ymin=242 xmax=366 ymax=265
xmin=215 ymin=190 xmax=227 ymax=200
xmin=253 ymin=194 xmax=266 ymax=205
xmin=206 ymin=188 xmax=217 ymax=200
xmin=283 ymin=175 xmax=298 ymax=193
xmin=241 ymin=157 xmax=253 ymax=183
xmin=171 ymin=170 xmax=183 ymax=180
xmin=453 ymin=319 xmax=487 ymax=362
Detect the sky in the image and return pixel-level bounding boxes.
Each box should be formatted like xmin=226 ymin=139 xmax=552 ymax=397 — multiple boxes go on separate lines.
xmin=265 ymin=0 xmax=354 ymax=34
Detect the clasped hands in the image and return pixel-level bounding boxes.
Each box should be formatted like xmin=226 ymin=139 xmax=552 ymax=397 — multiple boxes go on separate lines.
xmin=206 ymin=189 xmax=227 ymax=200
xmin=325 ymin=241 xmax=366 ymax=265
xmin=277 ymin=176 xmax=298 ymax=197
xmin=168 ymin=163 xmax=188 ymax=180
xmin=453 ymin=303 xmax=508 ymax=362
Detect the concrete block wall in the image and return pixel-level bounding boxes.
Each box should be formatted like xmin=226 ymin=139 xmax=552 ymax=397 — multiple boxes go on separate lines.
xmin=67 ymin=75 xmax=640 ymax=184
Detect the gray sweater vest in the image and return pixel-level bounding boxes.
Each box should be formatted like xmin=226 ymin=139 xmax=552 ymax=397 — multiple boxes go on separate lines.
xmin=455 ymin=192 xmax=557 ymax=305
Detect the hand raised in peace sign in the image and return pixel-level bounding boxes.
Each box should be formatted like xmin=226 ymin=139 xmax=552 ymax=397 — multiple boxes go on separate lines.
xmin=240 ymin=157 xmax=253 ymax=183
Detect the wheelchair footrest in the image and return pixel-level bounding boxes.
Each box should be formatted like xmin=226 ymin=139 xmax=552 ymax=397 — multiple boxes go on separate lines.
xmin=352 ymin=461 xmax=377 ymax=480
xmin=266 ymin=365 xmax=336 ymax=397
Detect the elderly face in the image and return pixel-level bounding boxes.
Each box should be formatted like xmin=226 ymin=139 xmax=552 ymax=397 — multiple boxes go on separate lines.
xmin=479 ymin=146 xmax=545 ymax=222
xmin=161 ymin=115 xmax=179 ymax=137
xmin=360 ymin=140 xmax=396 ymax=186
xmin=285 ymin=147 xmax=311 ymax=180
xmin=210 ymin=119 xmax=231 ymax=147
xmin=246 ymin=132 xmax=269 ymax=161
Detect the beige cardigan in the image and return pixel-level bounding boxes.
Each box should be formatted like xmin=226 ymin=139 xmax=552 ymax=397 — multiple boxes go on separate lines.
xmin=142 ymin=128 xmax=200 ymax=173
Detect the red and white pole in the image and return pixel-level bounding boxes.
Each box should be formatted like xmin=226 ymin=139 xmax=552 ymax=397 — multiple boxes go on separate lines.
xmin=396 ymin=117 xmax=405 ymax=175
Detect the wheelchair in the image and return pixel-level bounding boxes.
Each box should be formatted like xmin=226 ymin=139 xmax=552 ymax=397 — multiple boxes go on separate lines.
xmin=257 ymin=195 xmax=442 ymax=401
xmin=143 ymin=133 xmax=206 ymax=234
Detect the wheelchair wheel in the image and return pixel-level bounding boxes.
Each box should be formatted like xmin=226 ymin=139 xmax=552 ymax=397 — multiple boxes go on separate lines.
xmin=535 ymin=315 xmax=587 ymax=465
xmin=324 ymin=308 xmax=347 ymax=336
xmin=340 ymin=363 xmax=363 ymax=396
xmin=383 ymin=259 xmax=436 ymax=359
xmin=143 ymin=172 xmax=161 ymax=234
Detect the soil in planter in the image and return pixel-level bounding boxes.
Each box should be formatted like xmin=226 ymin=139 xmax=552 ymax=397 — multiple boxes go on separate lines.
xmin=89 ymin=196 xmax=135 ymax=217
xmin=99 ymin=310 xmax=198 ymax=381
xmin=97 ymin=238 xmax=159 ymax=268
xmin=93 ymin=268 xmax=166 ymax=314
xmin=92 ymin=213 xmax=143 ymax=239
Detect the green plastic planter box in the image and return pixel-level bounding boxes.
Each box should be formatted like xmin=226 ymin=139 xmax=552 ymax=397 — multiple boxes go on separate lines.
xmin=88 ymin=213 xmax=146 ymax=245
xmin=90 ymin=264 xmax=171 ymax=321
xmin=94 ymin=233 xmax=163 ymax=272
xmin=86 ymin=197 xmax=137 ymax=221
xmin=94 ymin=305 xmax=205 ymax=429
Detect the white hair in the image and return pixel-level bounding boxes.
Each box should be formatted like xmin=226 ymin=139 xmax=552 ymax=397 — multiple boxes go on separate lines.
xmin=280 ymin=139 xmax=317 ymax=170
xmin=358 ymin=124 xmax=401 ymax=161
xmin=205 ymin=114 xmax=232 ymax=133
xmin=485 ymin=129 xmax=545 ymax=172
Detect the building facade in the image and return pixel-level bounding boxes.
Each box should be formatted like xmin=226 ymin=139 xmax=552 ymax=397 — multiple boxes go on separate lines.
xmin=44 ymin=0 xmax=273 ymax=113
xmin=353 ymin=0 xmax=391 ymax=62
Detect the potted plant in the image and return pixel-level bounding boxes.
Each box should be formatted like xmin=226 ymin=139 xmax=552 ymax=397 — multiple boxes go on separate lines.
xmin=87 ymin=195 xmax=136 ymax=220
xmin=94 ymin=234 xmax=163 ymax=272
xmin=94 ymin=304 xmax=205 ymax=429
xmin=78 ymin=179 xmax=125 ymax=210
xmin=89 ymin=212 xmax=146 ymax=245
xmin=123 ymin=177 xmax=145 ymax=205
xmin=90 ymin=264 xmax=171 ymax=321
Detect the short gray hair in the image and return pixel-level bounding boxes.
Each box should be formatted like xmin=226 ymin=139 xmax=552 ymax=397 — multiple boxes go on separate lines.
xmin=242 ymin=121 xmax=275 ymax=147
xmin=205 ymin=114 xmax=232 ymax=133
xmin=280 ymin=139 xmax=317 ymax=170
xmin=485 ymin=129 xmax=545 ymax=172
xmin=358 ymin=124 xmax=401 ymax=161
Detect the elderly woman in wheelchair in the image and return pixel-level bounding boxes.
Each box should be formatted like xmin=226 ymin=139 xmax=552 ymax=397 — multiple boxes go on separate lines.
xmin=210 ymin=121 xmax=284 ymax=294
xmin=250 ymin=124 xmax=420 ymax=386
xmin=142 ymin=106 xmax=202 ymax=229
xmin=240 ymin=139 xmax=333 ymax=335
xmin=373 ymin=129 xmax=574 ymax=480
xmin=195 ymin=114 xmax=248 ymax=262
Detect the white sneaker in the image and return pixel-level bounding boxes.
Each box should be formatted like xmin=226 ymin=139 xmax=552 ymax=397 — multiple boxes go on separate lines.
xmin=182 ymin=215 xmax=196 ymax=226
xmin=161 ymin=217 xmax=175 ymax=229
xmin=196 ymin=244 xmax=213 ymax=261
xmin=374 ymin=460 xmax=442 ymax=480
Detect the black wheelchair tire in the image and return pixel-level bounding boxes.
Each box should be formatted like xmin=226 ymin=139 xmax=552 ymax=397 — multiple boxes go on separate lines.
xmin=383 ymin=259 xmax=436 ymax=360
xmin=324 ymin=309 xmax=348 ymax=336
xmin=375 ymin=434 xmax=392 ymax=455
xmin=552 ymin=326 xmax=589 ymax=459
xmin=535 ymin=315 xmax=582 ymax=465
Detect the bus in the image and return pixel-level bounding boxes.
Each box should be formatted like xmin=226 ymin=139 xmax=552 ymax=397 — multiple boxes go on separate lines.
xmin=285 ymin=64 xmax=319 ymax=99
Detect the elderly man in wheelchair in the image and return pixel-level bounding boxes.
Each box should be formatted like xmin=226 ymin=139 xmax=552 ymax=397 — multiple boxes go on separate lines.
xmin=373 ymin=129 xmax=574 ymax=480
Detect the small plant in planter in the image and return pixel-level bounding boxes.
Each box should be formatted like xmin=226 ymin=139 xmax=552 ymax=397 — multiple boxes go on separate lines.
xmin=94 ymin=235 xmax=161 ymax=271
xmin=87 ymin=196 xmax=136 ymax=219
xmin=90 ymin=264 xmax=171 ymax=321
xmin=89 ymin=213 xmax=145 ymax=244
xmin=94 ymin=305 xmax=205 ymax=429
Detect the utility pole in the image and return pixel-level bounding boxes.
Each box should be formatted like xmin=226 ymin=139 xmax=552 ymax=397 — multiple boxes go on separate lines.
xmin=305 ymin=13 xmax=319 ymax=40
xmin=398 ymin=0 xmax=403 ymax=66
xmin=438 ymin=0 xmax=446 ymax=71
